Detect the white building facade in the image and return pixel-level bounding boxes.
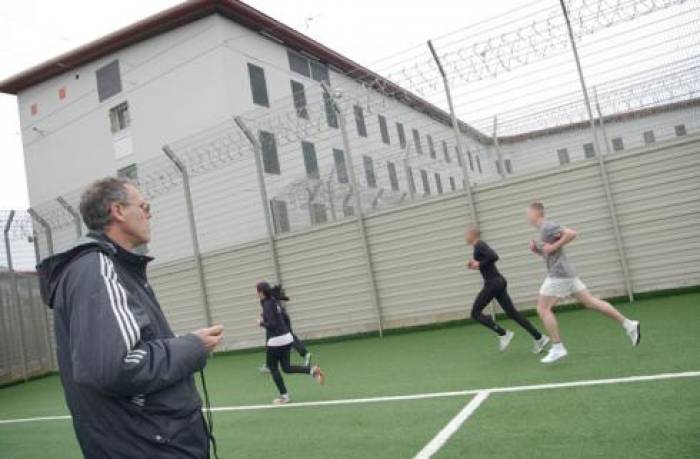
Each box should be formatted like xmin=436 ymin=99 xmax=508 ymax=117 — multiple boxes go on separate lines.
xmin=1 ymin=1 xmax=696 ymax=266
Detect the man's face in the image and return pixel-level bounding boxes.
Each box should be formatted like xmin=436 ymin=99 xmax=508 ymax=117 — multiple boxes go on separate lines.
xmin=526 ymin=207 xmax=541 ymax=226
xmin=112 ymin=184 xmax=151 ymax=246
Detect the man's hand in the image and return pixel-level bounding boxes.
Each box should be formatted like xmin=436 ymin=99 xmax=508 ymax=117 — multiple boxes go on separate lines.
xmin=193 ymin=325 xmax=224 ymax=353
xmin=467 ymin=260 xmax=480 ymax=270
xmin=529 ymin=240 xmax=541 ymax=255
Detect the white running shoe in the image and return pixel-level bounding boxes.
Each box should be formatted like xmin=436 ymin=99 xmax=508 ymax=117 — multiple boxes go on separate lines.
xmin=499 ymin=330 xmax=515 ymax=351
xmin=533 ymin=335 xmax=551 ymax=354
xmin=625 ymin=320 xmax=641 ymax=346
xmin=258 ymin=364 xmax=270 ymax=374
xmin=541 ymin=345 xmax=568 ymax=363
xmin=273 ymin=394 xmax=291 ymax=405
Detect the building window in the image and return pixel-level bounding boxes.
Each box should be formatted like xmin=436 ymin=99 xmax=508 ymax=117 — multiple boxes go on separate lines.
xmin=476 ymin=155 xmax=482 ymax=174
xmin=259 ymin=130 xmax=280 ymax=174
xmin=387 ymin=161 xmax=399 ymax=191
xmin=378 ymin=115 xmax=390 ymax=144
xmin=449 ymin=176 xmax=456 ymax=191
xmin=287 ymin=50 xmax=330 ymax=83
xmin=323 ymin=92 xmax=338 ymax=128
xmin=427 ymin=135 xmax=436 ymax=159
xmin=302 ymin=141 xmax=319 ymax=179
xmin=583 ymin=142 xmax=596 ymax=159
xmin=109 ymin=101 xmax=130 ymax=133
xmin=343 ymin=204 xmax=355 ymax=218
xmin=505 ymin=159 xmax=513 ymax=174
xmin=420 ymin=170 xmax=430 ymax=195
xmin=290 ymin=81 xmax=308 ymax=119
xmin=396 ymin=122 xmax=406 ymax=149
xmin=496 ymin=160 xmax=503 ymax=175
xmin=643 ymin=130 xmax=655 ymax=144
xmin=412 ymin=129 xmax=423 ymax=154
xmin=118 ymin=163 xmax=138 ymax=180
xmin=675 ymin=124 xmax=687 ymax=137
xmin=363 ymin=155 xmax=376 ymax=188
xmin=333 ymin=149 xmax=348 ymax=184
xmin=434 ymin=173 xmax=443 ymax=194
xmin=407 ymin=167 xmax=416 ymax=194
xmin=442 ymin=141 xmax=451 ymax=163
xmin=612 ymin=137 xmax=624 ymax=152
xmin=311 ymin=203 xmax=327 ymax=225
xmin=557 ymin=148 xmax=570 ymax=165
xmin=248 ymin=63 xmax=269 ymax=107
xmin=288 ymin=51 xmax=310 ymax=77
xmin=354 ymin=105 xmax=367 ymax=137
xmin=310 ymin=61 xmax=330 ymax=83
xmin=466 ymin=150 xmax=474 ymax=171
xmin=270 ymin=199 xmax=290 ymax=233
xmin=96 ymin=60 xmax=122 ymax=102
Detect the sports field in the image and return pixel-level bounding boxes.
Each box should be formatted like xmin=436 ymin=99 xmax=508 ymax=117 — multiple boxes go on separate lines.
xmin=1 ymin=292 xmax=699 ymax=458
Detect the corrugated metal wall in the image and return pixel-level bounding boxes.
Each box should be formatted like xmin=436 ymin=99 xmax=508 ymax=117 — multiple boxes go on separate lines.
xmin=71 ymin=135 xmax=700 ymax=352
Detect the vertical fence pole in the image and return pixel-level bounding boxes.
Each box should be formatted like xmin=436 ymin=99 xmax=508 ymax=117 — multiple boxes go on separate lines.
xmin=559 ymin=0 xmax=634 ymax=302
xmin=428 ymin=40 xmax=479 ymax=228
xmin=4 ymin=211 xmax=29 ymax=381
xmin=27 ymin=208 xmax=57 ymax=371
xmin=492 ymin=115 xmax=506 ymax=179
xmin=593 ymin=86 xmax=612 ymax=156
xmin=162 ymin=146 xmax=214 ymax=327
xmin=27 ymin=208 xmax=54 ymax=257
xmin=233 ymin=117 xmax=283 ymax=284
xmin=56 ymin=197 xmax=82 ymax=239
xmin=322 ymin=82 xmax=384 ymax=337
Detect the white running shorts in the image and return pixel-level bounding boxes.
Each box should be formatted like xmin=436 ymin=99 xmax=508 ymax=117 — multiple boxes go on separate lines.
xmin=539 ymin=277 xmax=587 ymax=298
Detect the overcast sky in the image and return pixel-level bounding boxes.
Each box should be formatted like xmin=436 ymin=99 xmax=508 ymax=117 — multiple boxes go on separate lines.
xmin=0 ymin=0 xmax=517 ymax=210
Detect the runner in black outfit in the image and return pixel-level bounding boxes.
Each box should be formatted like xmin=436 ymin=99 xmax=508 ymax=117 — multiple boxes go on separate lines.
xmin=257 ymin=281 xmax=325 ymax=405
xmin=466 ymin=228 xmax=550 ymax=353
xmin=271 ymin=285 xmax=312 ymax=365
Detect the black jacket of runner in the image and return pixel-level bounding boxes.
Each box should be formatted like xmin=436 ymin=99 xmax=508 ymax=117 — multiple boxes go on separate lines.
xmin=37 ymin=232 xmax=210 ymax=458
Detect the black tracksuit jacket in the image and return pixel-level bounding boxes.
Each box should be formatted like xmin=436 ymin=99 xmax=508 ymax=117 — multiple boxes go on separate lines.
xmin=37 ymin=232 xmax=210 ymax=458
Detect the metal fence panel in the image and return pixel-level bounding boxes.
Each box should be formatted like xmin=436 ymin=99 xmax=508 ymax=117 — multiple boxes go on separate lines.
xmin=276 ymin=220 xmax=378 ymax=340
xmin=365 ymin=194 xmax=475 ymax=326
xmin=606 ymin=137 xmax=700 ymax=292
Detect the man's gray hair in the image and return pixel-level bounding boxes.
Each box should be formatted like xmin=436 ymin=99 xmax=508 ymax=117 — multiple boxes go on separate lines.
xmin=79 ymin=177 xmax=132 ymax=231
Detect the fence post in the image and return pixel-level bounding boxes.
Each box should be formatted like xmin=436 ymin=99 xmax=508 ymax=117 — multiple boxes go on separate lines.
xmin=559 ymin=0 xmax=634 ymax=302
xmin=593 ymin=87 xmax=612 ymax=156
xmin=56 ymin=197 xmax=82 ymax=239
xmin=492 ymin=115 xmax=506 ymax=179
xmin=233 ymin=117 xmax=282 ymax=284
xmin=27 ymin=208 xmax=57 ymax=371
xmin=27 ymin=208 xmax=54 ymax=257
xmin=428 ymin=40 xmax=479 ymax=228
xmin=3 ymin=211 xmax=29 ymax=381
xmin=162 ymin=146 xmax=214 ymax=327
xmin=321 ymin=82 xmax=384 ymax=337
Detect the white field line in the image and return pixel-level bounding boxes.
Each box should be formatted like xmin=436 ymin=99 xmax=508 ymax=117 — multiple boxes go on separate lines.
xmin=1 ymin=370 xmax=698 ymax=426
xmin=413 ymin=391 xmax=490 ymax=459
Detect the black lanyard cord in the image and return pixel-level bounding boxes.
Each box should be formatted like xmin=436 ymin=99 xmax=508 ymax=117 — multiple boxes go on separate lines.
xmin=199 ymin=369 xmax=220 ymax=459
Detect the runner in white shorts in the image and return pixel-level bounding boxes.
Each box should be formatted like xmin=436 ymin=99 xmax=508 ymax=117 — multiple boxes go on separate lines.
xmin=526 ymin=202 xmax=641 ymax=363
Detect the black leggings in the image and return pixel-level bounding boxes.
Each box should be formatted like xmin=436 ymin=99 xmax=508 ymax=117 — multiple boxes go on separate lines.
xmin=266 ymin=344 xmax=311 ymax=395
xmin=471 ymin=277 xmax=542 ymax=340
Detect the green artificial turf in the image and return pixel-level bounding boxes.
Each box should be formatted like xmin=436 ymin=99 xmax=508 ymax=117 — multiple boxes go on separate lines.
xmin=1 ymin=292 xmax=699 ymax=458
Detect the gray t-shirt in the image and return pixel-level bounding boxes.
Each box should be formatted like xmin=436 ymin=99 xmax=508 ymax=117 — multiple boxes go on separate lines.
xmin=539 ymin=220 xmax=576 ymax=278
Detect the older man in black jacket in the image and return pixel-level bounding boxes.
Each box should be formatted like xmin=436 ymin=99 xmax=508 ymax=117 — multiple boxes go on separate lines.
xmin=38 ymin=177 xmax=224 ymax=458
